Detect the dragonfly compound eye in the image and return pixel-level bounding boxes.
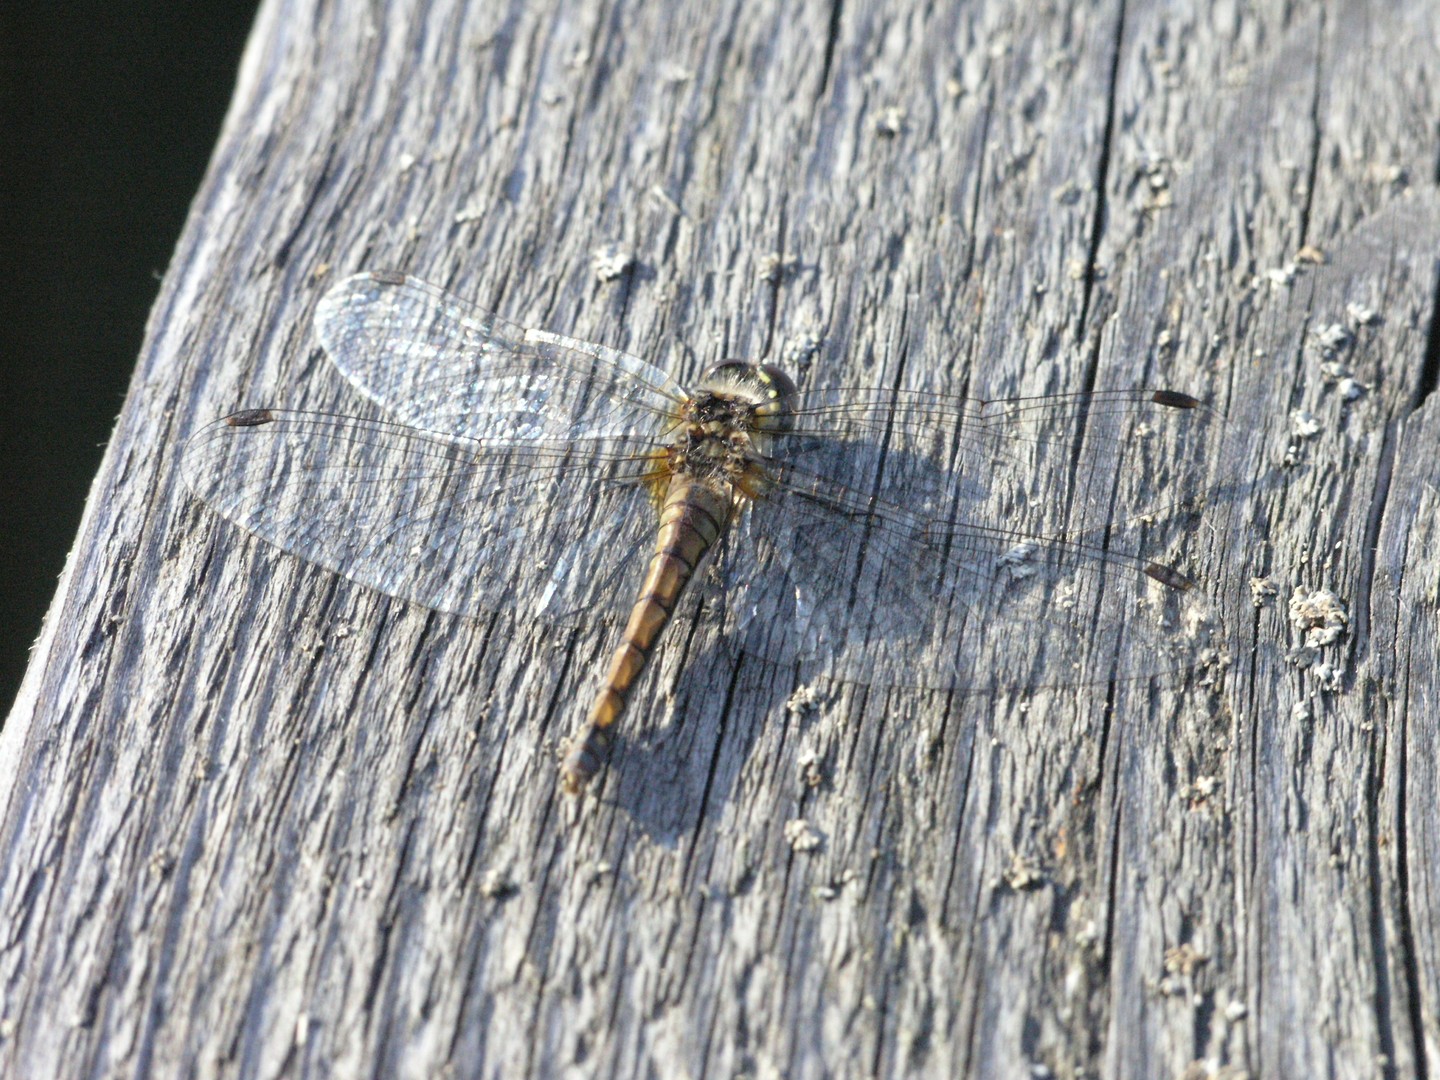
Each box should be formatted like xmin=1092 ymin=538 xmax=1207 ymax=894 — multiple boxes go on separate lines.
xmin=755 ymin=364 xmax=798 ymax=406
xmin=697 ymin=362 xmax=798 ymax=429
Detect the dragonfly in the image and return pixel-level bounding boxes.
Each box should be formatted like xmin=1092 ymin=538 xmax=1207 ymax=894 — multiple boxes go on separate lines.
xmin=183 ymin=270 xmax=1221 ymax=794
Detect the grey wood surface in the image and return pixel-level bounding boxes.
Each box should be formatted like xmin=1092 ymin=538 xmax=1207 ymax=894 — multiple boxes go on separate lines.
xmin=3 ymin=0 xmax=1437 ymax=1077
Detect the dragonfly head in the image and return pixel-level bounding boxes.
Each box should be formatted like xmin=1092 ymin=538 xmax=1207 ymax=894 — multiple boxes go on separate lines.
xmin=695 ymin=361 xmax=798 ymax=433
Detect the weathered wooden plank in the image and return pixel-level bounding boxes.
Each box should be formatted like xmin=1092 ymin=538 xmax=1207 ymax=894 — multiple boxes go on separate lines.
xmin=1078 ymin=5 xmax=1440 ymax=1077
xmin=2 ymin=0 xmax=1437 ymax=1078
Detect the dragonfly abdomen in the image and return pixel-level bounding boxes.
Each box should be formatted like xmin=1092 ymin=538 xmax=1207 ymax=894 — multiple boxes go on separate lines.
xmin=561 ymin=478 xmax=734 ymax=794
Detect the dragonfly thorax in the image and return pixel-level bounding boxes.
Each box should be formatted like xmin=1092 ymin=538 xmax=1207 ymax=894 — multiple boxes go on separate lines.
xmin=652 ymin=362 xmax=799 ymax=504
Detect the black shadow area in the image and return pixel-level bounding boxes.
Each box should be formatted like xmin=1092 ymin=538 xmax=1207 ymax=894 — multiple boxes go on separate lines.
xmin=0 ymin=1 xmax=256 ymax=718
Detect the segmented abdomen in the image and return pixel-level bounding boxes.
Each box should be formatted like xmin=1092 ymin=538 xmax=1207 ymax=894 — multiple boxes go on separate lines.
xmin=560 ymin=477 xmax=732 ymax=793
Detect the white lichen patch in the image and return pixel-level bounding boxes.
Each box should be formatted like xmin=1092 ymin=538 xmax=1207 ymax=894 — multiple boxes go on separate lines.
xmin=783 ymin=329 xmax=823 ymax=371
xmin=1288 ymin=588 xmax=1349 ymax=648
xmin=1311 ymin=660 xmax=1344 ymax=692
xmin=1181 ymin=601 xmax=1214 ymax=636
xmin=1249 ymin=577 xmax=1278 ymax=606
xmin=1181 ymin=774 xmax=1221 ymax=810
xmin=756 ymin=252 xmax=797 ymax=284
xmin=1365 ymin=162 xmax=1409 ymax=188
xmin=874 ymin=105 xmax=907 ymax=137
xmin=1000 ymin=852 xmax=1045 ymax=891
xmin=795 ymin=744 xmax=826 ymax=789
xmin=1315 ymin=322 xmax=1353 ymax=355
xmin=997 ymin=540 xmax=1040 ymax=579
xmin=1263 ymin=263 xmax=1297 ymax=288
xmin=783 ymin=818 xmax=823 ymax=853
xmin=1164 ymin=941 xmax=1209 ymax=976
xmin=1289 ymin=410 xmax=1322 ymax=439
xmin=1346 ymin=301 xmax=1380 ymax=326
xmin=478 ymin=867 xmax=517 ymax=899
xmin=786 ymin=683 xmax=824 ymax=719
xmin=590 ymin=242 xmax=634 ymax=282
xmin=1319 ymin=360 xmax=1368 ymax=400
xmin=1180 ymin=1059 xmax=1251 ymax=1080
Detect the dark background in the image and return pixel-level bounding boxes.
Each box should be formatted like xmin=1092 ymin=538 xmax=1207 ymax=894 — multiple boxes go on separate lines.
xmin=0 ymin=4 xmax=257 ymax=718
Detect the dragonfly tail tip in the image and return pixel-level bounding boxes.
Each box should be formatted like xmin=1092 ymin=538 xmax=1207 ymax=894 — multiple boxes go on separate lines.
xmin=560 ymin=724 xmax=613 ymax=795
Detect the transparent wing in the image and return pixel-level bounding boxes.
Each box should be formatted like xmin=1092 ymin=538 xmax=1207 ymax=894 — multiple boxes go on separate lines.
xmin=183 ymin=272 xmax=694 ymax=622
xmin=313 ymin=270 xmax=687 ymax=442
xmin=718 ymin=389 xmax=1224 ymax=690
xmin=774 ymin=388 xmax=1219 ymax=537
xmin=181 ymin=410 xmax=660 ymax=624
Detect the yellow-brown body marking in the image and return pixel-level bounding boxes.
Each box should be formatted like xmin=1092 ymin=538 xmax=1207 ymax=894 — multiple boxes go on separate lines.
xmin=561 ymin=363 xmax=795 ymax=794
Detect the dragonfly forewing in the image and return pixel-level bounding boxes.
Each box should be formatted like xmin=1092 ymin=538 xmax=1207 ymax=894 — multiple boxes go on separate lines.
xmin=314 ymin=271 xmax=686 ymax=442
xmin=776 ymin=387 xmax=1223 ymax=540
